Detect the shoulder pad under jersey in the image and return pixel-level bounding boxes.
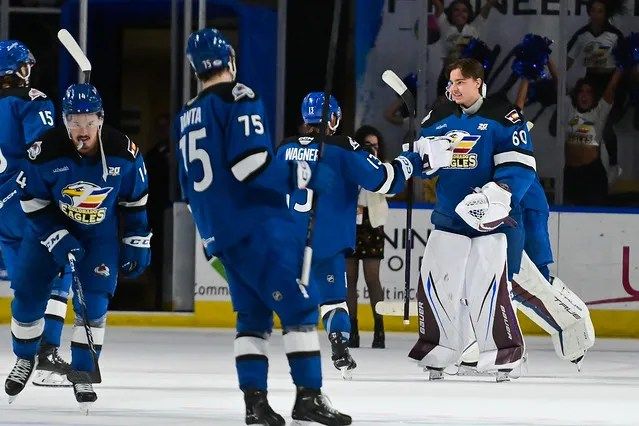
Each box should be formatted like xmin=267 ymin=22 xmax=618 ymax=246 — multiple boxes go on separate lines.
xmin=0 ymin=87 xmax=48 ymax=101
xmin=479 ymin=95 xmax=526 ymax=128
xmin=26 ymin=126 xmax=73 ymax=164
xmin=101 ymin=125 xmax=139 ymax=161
xmin=420 ymin=100 xmax=459 ymax=128
xmin=192 ymin=81 xmax=261 ymax=106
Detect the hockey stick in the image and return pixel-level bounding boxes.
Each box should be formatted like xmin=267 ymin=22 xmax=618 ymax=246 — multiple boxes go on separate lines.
xmin=66 ymin=254 xmax=102 ymax=384
xmin=298 ymin=0 xmax=343 ymax=290
xmin=377 ymin=70 xmax=417 ymax=324
xmin=57 ymin=29 xmax=92 ymax=83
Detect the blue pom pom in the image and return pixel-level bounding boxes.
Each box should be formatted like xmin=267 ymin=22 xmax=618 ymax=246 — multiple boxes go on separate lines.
xmin=512 ymin=33 xmax=553 ymax=80
xmin=461 ymin=38 xmax=497 ymax=75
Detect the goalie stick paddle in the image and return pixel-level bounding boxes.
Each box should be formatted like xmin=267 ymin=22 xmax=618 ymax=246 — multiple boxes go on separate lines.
xmin=380 ymin=69 xmax=416 ymax=324
xmin=298 ymin=0 xmax=343 ymax=289
xmin=67 ymin=254 xmax=102 ymax=384
xmin=57 ymin=29 xmax=92 ymax=83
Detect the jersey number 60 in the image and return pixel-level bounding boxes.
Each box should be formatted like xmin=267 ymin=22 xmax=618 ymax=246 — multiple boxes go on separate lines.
xmin=179 ymin=128 xmax=213 ymax=192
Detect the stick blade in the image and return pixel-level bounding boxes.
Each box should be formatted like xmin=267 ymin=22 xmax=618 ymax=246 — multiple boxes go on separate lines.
xmin=375 ymin=301 xmax=418 ymax=317
xmin=57 ymin=29 xmax=92 ymax=73
xmin=382 ymin=70 xmax=408 ymax=97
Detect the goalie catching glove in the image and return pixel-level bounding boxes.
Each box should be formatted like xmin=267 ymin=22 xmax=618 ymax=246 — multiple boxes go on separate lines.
xmin=120 ymin=232 xmax=152 ymax=278
xmin=455 ymin=182 xmax=516 ymax=232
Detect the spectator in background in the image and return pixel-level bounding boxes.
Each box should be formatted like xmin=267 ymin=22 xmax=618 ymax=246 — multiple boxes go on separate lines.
xmin=567 ymin=0 xmax=627 ymax=181
xmin=564 ymin=69 xmax=623 ymax=205
xmin=346 ymin=125 xmax=389 ymax=349
xmin=432 ymin=0 xmax=499 ymax=96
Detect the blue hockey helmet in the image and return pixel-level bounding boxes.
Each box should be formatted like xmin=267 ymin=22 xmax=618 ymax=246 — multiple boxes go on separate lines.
xmin=186 ymin=28 xmax=236 ymax=79
xmin=301 ymin=92 xmax=342 ymax=131
xmin=0 ymin=40 xmax=35 ymax=82
xmin=62 ymin=83 xmax=103 ymax=116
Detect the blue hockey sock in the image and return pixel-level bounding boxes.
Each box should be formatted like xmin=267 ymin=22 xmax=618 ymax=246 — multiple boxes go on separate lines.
xmin=539 ymin=264 xmax=551 ymax=282
xmin=321 ymin=305 xmax=350 ymax=339
xmin=283 ymin=327 xmax=322 ymax=389
xmin=235 ymin=333 xmax=269 ymax=391
xmin=42 ymin=294 xmax=68 ymax=347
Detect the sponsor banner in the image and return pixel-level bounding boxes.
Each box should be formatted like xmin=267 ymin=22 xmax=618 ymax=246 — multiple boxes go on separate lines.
xmin=194 ymin=208 xmax=638 ymax=312
xmin=557 ymin=213 xmax=639 ymax=310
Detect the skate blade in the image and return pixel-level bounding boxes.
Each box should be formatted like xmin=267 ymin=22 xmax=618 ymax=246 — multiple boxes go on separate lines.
xmin=496 ymin=373 xmax=510 ymax=383
xmin=423 ymin=368 xmax=444 ymax=381
xmin=78 ymin=402 xmax=93 ymax=415
xmin=340 ymin=366 xmax=353 ymax=381
xmin=290 ymin=420 xmax=314 ymax=425
xmin=32 ymin=371 xmax=72 ymax=388
xmin=7 ymin=395 xmax=17 ymax=404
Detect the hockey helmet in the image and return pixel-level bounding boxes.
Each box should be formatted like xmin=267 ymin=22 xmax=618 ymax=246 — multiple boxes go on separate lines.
xmin=0 ymin=40 xmax=35 ymax=82
xmin=301 ymin=92 xmax=342 ymax=131
xmin=186 ymin=28 xmax=236 ymax=79
xmin=62 ymin=83 xmax=103 ymax=116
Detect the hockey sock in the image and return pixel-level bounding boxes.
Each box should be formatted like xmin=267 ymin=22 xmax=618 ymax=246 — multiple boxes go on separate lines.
xmin=283 ymin=327 xmax=322 ymax=389
xmin=538 ymin=264 xmax=550 ymax=282
xmin=321 ymin=305 xmax=350 ymax=339
xmin=235 ymin=332 xmax=269 ymax=391
xmin=11 ymin=295 xmax=45 ymax=359
xmin=42 ymin=294 xmax=68 ymax=347
xmin=70 ymin=318 xmax=105 ymax=372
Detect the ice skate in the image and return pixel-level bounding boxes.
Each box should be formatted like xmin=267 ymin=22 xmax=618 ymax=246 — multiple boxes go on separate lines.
xmin=5 ymin=357 xmax=37 ymax=404
xmin=328 ymin=332 xmax=357 ymax=380
xmin=32 ymin=344 xmax=72 ymax=387
xmin=244 ymin=389 xmax=285 ymax=425
xmin=496 ymin=369 xmax=511 ymax=383
xmin=291 ymin=387 xmax=352 ymax=425
xmin=423 ymin=367 xmax=444 ymax=381
xmin=73 ymin=381 xmax=97 ymax=414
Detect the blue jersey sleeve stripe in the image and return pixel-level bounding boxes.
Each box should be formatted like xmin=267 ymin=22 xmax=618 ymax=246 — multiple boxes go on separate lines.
xmin=494 ymin=151 xmax=536 ymax=171
xmin=231 ymin=149 xmax=270 ymax=182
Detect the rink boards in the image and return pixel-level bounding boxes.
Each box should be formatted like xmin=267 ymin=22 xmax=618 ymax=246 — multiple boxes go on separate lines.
xmin=0 ymin=207 xmax=637 ymax=337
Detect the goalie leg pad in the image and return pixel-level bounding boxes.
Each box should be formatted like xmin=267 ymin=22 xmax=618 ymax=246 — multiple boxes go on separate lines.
xmin=466 ymin=233 xmax=524 ymax=371
xmin=408 ymin=230 xmax=470 ymax=369
xmin=513 ymin=253 xmax=595 ymax=361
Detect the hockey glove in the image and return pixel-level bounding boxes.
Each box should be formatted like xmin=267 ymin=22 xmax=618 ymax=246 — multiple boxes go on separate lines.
xmin=455 ymin=182 xmax=517 ymax=232
xmin=393 ymin=151 xmax=423 ymax=180
xmin=120 ymin=232 xmax=152 ymax=278
xmin=41 ymin=229 xmax=85 ymax=268
xmin=304 ymin=161 xmax=336 ymax=195
xmin=404 ymin=135 xmax=456 ymax=175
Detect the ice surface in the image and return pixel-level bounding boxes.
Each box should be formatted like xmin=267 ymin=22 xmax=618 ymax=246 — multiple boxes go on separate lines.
xmin=1 ymin=327 xmax=638 ymax=425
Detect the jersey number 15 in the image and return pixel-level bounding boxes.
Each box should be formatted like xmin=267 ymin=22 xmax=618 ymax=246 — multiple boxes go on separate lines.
xmin=179 ymin=128 xmax=213 ymax=192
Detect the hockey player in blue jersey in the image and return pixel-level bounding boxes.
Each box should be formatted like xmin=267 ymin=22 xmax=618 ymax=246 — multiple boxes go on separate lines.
xmin=4 ymin=83 xmax=151 ymax=410
xmin=0 ymin=40 xmax=76 ymax=387
xmin=277 ymin=92 xmax=423 ymax=379
xmin=176 ymin=28 xmax=351 ymax=425
xmin=407 ymin=58 xmax=535 ymax=381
